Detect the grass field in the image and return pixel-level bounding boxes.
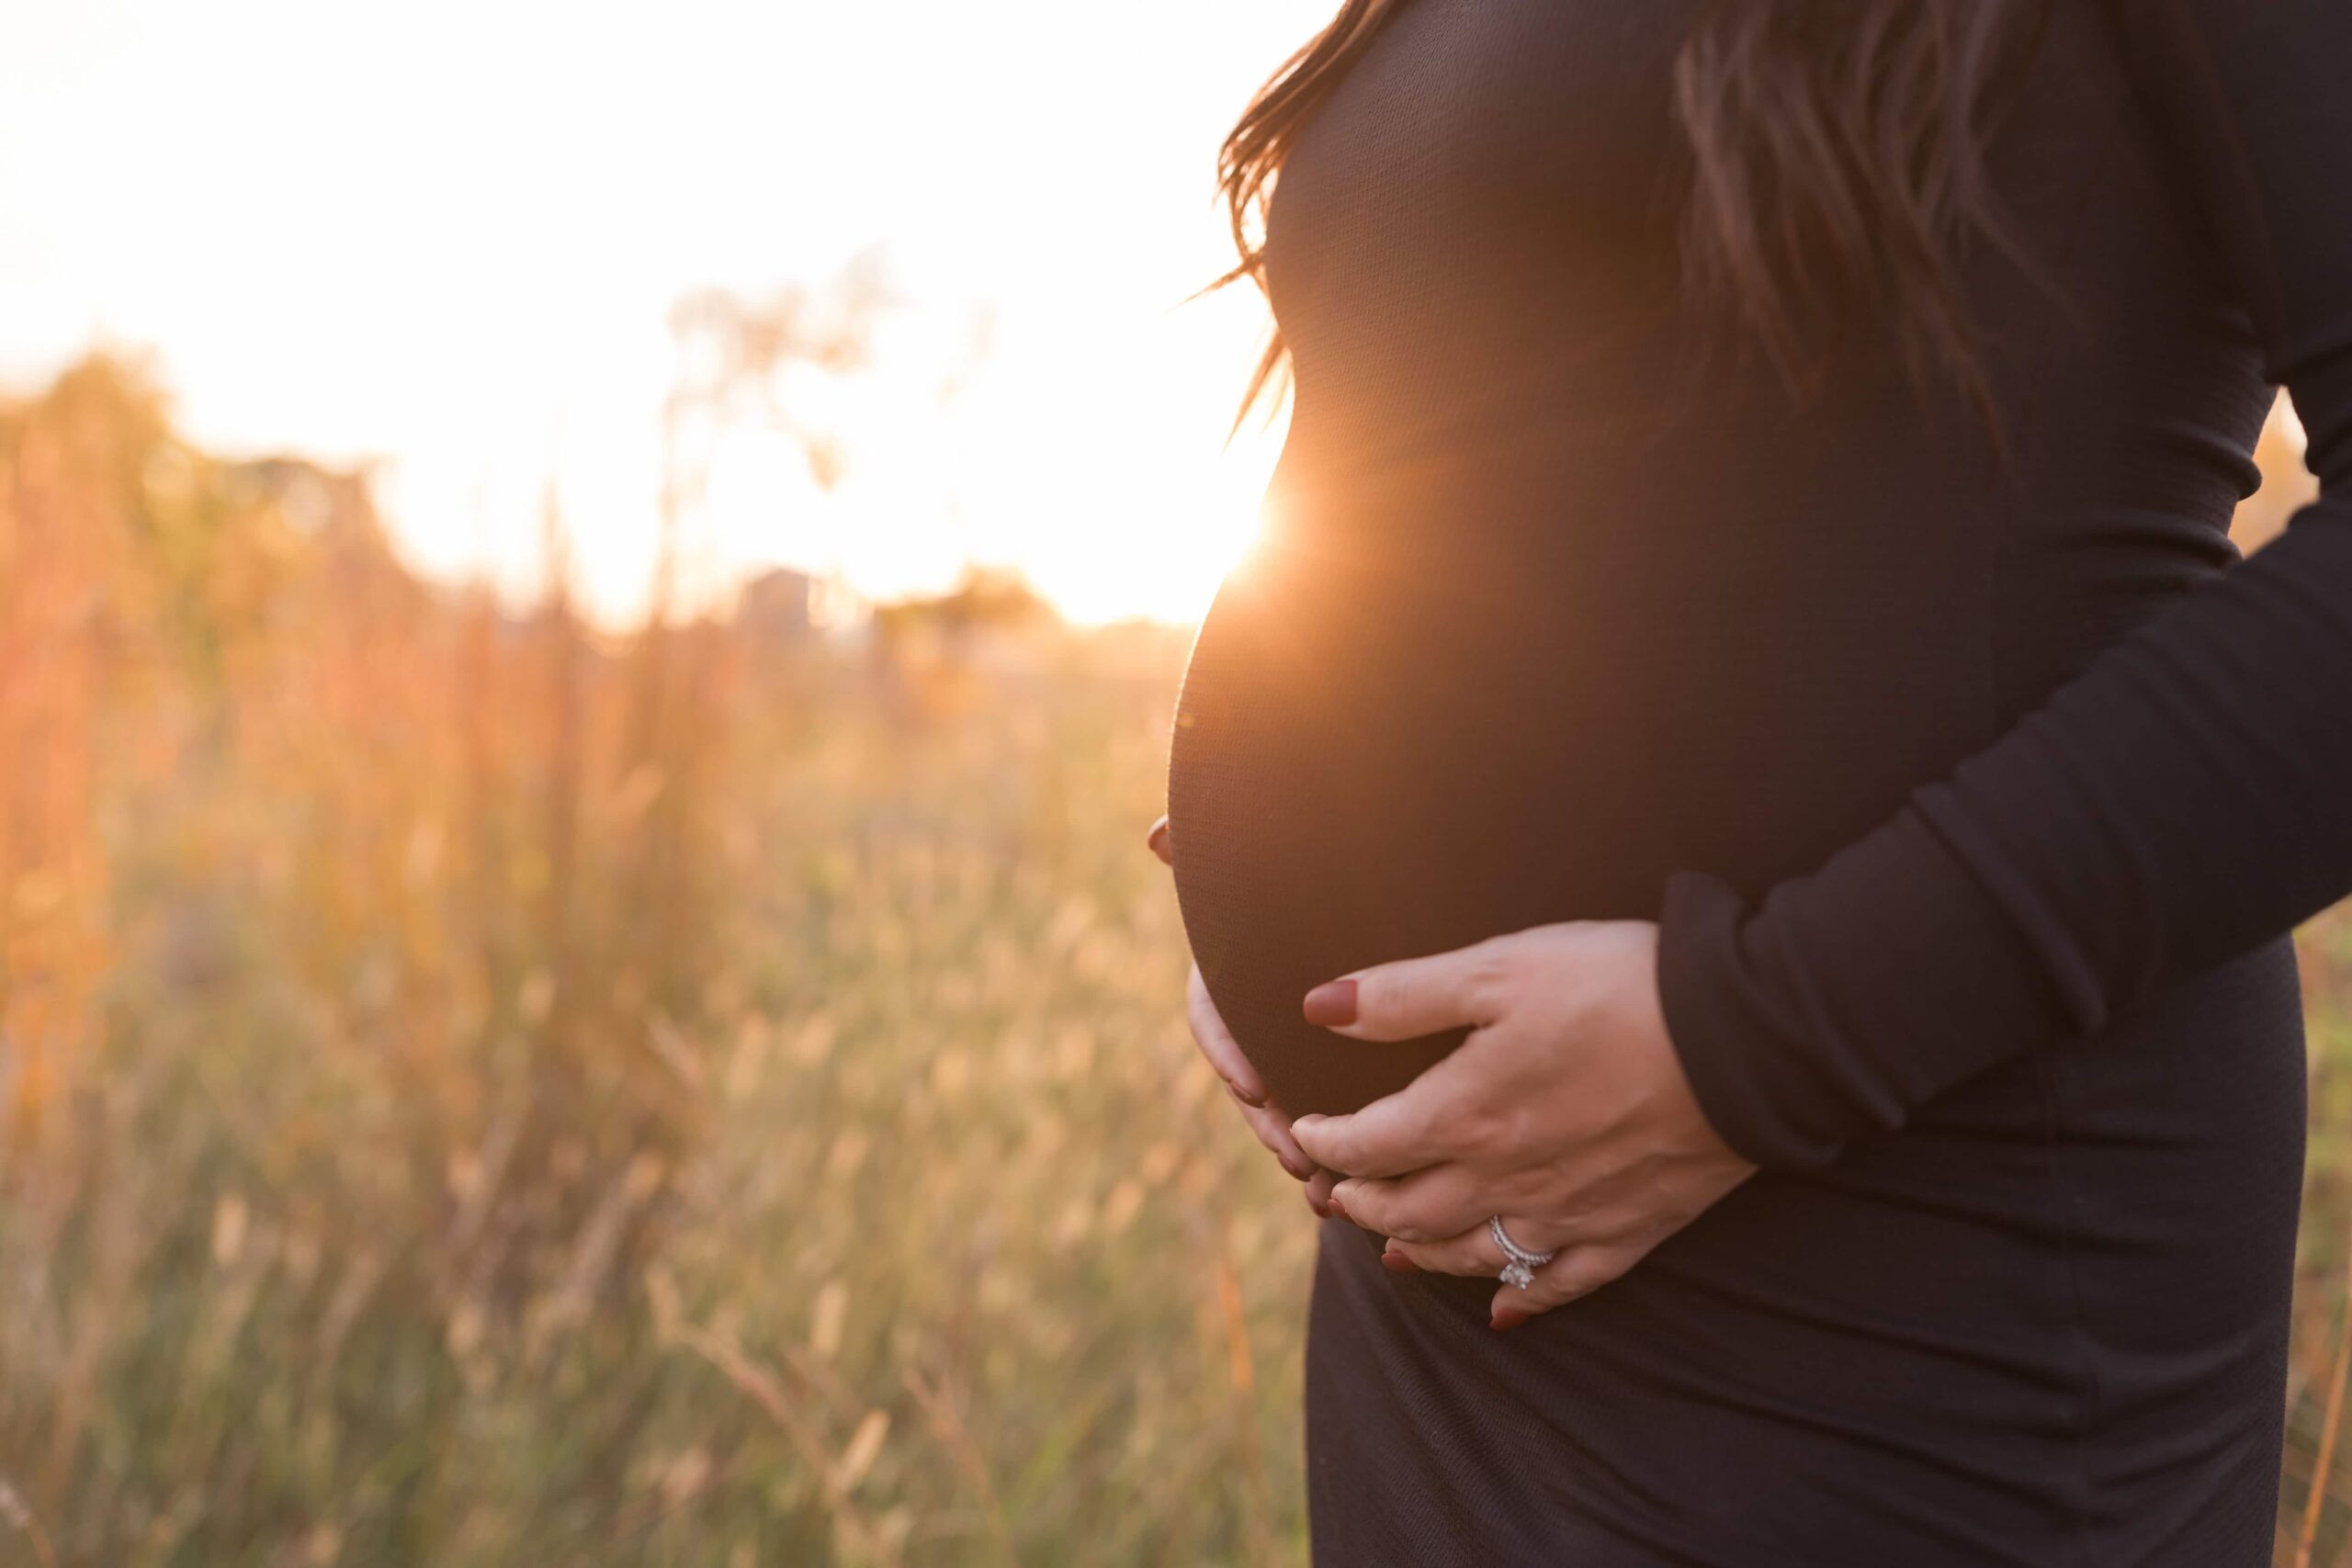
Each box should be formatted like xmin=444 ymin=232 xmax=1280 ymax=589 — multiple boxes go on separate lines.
xmin=6 ymin=359 xmax=2352 ymax=1564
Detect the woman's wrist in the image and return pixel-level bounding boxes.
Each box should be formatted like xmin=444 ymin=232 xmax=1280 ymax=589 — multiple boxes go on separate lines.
xmin=1653 ymin=869 xmax=1845 ymax=1169
xmin=1652 ymin=805 xmax=2063 ymax=1173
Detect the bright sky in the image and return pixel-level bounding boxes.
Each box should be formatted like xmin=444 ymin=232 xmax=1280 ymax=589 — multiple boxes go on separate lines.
xmin=0 ymin=0 xmax=1335 ymax=624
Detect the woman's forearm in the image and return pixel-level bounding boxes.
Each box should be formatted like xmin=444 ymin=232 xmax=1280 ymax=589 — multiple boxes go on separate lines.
xmin=1658 ymin=507 xmax=2352 ymax=1167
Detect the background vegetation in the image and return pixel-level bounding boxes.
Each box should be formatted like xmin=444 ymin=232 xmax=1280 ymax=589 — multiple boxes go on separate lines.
xmin=0 ymin=354 xmax=2347 ymax=1566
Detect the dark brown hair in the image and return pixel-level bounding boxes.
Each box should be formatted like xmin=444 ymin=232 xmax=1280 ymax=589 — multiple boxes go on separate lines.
xmin=1215 ymin=0 xmax=2048 ymax=430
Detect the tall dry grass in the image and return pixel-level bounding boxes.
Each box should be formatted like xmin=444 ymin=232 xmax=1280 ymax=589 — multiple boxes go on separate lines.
xmin=0 ymin=358 xmax=2347 ymax=1564
xmin=0 ymin=357 xmax=1308 ymax=1564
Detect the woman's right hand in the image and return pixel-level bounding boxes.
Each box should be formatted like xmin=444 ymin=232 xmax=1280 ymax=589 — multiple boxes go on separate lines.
xmin=1149 ymin=816 xmax=1337 ymax=1214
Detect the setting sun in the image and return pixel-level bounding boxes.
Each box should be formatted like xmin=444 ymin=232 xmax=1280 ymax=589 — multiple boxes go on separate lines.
xmin=0 ymin=0 xmax=1326 ymax=626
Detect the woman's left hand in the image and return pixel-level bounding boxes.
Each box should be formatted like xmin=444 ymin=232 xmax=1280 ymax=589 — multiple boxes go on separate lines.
xmin=1287 ymin=921 xmax=1756 ymax=1330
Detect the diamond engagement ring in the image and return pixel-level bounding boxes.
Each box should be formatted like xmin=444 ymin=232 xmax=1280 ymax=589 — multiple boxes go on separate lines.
xmin=1488 ymin=1217 xmax=1555 ymax=1292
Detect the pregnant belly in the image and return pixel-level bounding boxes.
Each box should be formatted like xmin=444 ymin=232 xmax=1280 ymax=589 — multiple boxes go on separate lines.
xmin=1166 ymin=531 xmax=1668 ymax=1115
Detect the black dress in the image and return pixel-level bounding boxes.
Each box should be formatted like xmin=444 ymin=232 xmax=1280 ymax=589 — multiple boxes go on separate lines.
xmin=1164 ymin=1 xmax=2351 ymax=1562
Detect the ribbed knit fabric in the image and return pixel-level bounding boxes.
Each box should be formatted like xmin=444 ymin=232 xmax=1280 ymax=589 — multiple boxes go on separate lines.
xmin=1166 ymin=0 xmax=2337 ymax=1560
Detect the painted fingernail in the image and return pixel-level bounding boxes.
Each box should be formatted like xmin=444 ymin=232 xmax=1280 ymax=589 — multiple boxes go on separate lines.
xmin=1490 ymin=1308 xmax=1530 ymax=1333
xmin=1226 ymin=1078 xmax=1268 ymax=1110
xmin=1302 ymin=979 xmax=1358 ymax=1028
xmin=1381 ymin=1247 xmax=1420 ymax=1274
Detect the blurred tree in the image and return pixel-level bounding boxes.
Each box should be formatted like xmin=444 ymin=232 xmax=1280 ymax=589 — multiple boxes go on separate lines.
xmin=661 ymin=249 xmax=899 ymax=551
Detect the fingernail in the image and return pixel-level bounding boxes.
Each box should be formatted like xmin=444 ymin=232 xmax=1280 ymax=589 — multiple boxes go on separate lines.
xmin=1146 ymin=818 xmax=1172 ymax=865
xmin=1326 ymin=1193 xmax=1351 ymax=1223
xmin=1226 ymin=1078 xmax=1268 ymax=1110
xmin=1490 ymin=1307 xmax=1529 ymax=1333
xmin=1380 ymin=1247 xmax=1419 ymax=1274
xmin=1278 ymin=1152 xmax=1313 ymax=1181
xmin=1307 ymin=1191 xmax=1331 ymax=1218
xmin=1302 ymin=978 xmax=1358 ymax=1028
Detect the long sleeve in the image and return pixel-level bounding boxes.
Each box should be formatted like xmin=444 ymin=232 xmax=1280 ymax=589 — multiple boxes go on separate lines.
xmin=1654 ymin=0 xmax=2352 ymax=1168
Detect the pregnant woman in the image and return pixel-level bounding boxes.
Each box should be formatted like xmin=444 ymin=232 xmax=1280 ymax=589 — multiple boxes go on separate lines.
xmin=1153 ymin=0 xmax=2352 ymax=1562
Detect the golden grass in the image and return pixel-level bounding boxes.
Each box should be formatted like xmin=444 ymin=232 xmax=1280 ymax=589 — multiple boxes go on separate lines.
xmin=0 ymin=360 xmax=1315 ymax=1563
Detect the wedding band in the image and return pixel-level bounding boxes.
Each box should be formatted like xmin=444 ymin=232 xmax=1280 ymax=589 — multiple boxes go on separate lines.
xmin=1488 ymin=1216 xmax=1555 ymax=1292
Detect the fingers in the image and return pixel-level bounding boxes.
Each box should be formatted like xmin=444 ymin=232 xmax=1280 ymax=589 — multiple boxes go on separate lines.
xmin=1381 ymin=1211 xmax=1592 ymax=1276
xmin=1327 ymin=1168 xmax=1488 ymax=1244
xmin=1375 ymin=1224 xmax=1639 ymax=1331
xmin=1238 ymin=1098 xmax=1318 ymax=1183
xmin=1489 ymin=1243 xmax=1644 ymax=1328
xmin=1154 ymin=826 xmax=1327 ymax=1197
xmin=1187 ymin=965 xmax=1269 ymax=1109
xmin=1381 ymin=1226 xmax=1499 ymax=1278
xmin=1290 ymin=1060 xmax=1479 ymax=1179
xmin=1303 ymin=936 xmax=1514 ymax=1043
xmin=1376 ymin=1221 xmax=1640 ymax=1328
xmin=1179 ymin=964 xmax=1317 ymax=1182
xmin=1305 ymin=1167 xmax=1339 ymax=1218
